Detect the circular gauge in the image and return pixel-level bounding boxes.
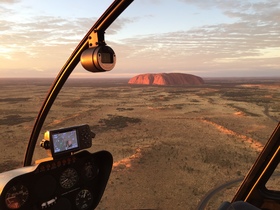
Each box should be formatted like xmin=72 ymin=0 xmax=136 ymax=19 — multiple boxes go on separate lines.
xmin=75 ymin=189 xmax=93 ymax=210
xmin=59 ymin=168 xmax=79 ymax=189
xmin=5 ymin=184 xmax=29 ymax=209
xmin=83 ymin=162 xmax=99 ymax=180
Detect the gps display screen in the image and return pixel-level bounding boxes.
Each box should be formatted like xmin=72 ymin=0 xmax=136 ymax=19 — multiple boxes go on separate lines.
xmin=51 ymin=129 xmax=79 ymax=154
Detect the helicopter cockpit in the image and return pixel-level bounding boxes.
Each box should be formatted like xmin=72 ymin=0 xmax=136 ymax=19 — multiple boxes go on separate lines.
xmin=0 ymin=1 xmax=131 ymax=209
xmin=1 ymin=0 xmax=280 ymax=210
xmin=0 ymin=125 xmax=112 ymax=210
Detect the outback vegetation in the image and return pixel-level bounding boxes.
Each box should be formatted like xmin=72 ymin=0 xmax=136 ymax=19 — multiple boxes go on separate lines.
xmin=0 ymin=77 xmax=279 ymax=209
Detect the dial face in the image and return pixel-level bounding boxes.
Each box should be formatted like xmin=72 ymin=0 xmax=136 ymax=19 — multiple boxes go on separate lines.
xmin=75 ymin=189 xmax=93 ymax=210
xmin=83 ymin=162 xmax=99 ymax=180
xmin=59 ymin=168 xmax=79 ymax=189
xmin=5 ymin=184 xmax=29 ymax=209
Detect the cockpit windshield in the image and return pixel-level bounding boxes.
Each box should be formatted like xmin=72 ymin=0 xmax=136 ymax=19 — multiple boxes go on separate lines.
xmin=1 ymin=0 xmax=280 ymax=209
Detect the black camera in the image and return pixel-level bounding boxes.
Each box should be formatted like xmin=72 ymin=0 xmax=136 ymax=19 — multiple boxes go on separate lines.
xmin=80 ymin=45 xmax=116 ymax=72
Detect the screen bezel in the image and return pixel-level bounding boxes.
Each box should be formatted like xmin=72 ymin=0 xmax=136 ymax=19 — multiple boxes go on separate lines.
xmin=49 ymin=127 xmax=80 ymax=157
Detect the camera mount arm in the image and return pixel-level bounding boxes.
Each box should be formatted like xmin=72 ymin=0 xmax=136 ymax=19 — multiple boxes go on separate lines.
xmin=24 ymin=0 xmax=133 ymax=166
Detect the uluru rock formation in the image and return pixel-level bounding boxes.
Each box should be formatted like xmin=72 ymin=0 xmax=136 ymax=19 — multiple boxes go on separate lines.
xmin=128 ymin=73 xmax=204 ymax=86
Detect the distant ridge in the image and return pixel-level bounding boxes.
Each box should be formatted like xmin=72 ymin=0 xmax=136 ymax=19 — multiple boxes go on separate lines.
xmin=128 ymin=73 xmax=204 ymax=86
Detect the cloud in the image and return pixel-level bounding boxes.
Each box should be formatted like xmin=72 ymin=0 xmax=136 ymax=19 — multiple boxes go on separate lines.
xmin=0 ymin=0 xmax=20 ymax=4
xmin=0 ymin=20 xmax=12 ymax=31
xmin=120 ymin=17 xmax=279 ymax=58
xmin=0 ymin=13 xmax=135 ymax=58
xmin=178 ymin=0 xmax=244 ymax=10
xmin=110 ymin=0 xmax=280 ymax=75
xmin=113 ymin=24 xmax=280 ymax=76
xmin=0 ymin=7 xmax=137 ymax=77
xmin=141 ymin=0 xmax=162 ymax=4
xmin=179 ymin=0 xmax=280 ymax=24
xmin=107 ymin=17 xmax=138 ymax=35
xmin=0 ymin=0 xmax=279 ymax=77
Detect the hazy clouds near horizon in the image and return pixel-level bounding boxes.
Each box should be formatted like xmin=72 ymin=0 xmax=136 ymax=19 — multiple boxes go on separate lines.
xmin=0 ymin=0 xmax=279 ymax=78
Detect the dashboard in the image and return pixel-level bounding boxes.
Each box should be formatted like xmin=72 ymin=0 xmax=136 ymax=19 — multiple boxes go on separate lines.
xmin=0 ymin=150 xmax=113 ymax=210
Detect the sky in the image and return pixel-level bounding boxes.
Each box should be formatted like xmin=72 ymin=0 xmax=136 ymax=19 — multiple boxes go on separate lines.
xmin=0 ymin=0 xmax=279 ymax=78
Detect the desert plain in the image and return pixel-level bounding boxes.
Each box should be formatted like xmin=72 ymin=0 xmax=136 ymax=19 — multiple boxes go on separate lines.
xmin=0 ymin=77 xmax=280 ymax=209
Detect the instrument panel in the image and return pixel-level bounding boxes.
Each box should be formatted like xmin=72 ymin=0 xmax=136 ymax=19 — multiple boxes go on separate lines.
xmin=0 ymin=150 xmax=112 ymax=210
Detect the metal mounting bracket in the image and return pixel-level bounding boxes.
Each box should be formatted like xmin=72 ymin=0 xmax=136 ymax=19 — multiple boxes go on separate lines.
xmin=88 ymin=30 xmax=106 ymax=47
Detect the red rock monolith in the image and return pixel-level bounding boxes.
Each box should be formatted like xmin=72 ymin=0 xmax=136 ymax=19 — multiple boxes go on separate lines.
xmin=128 ymin=73 xmax=204 ymax=86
